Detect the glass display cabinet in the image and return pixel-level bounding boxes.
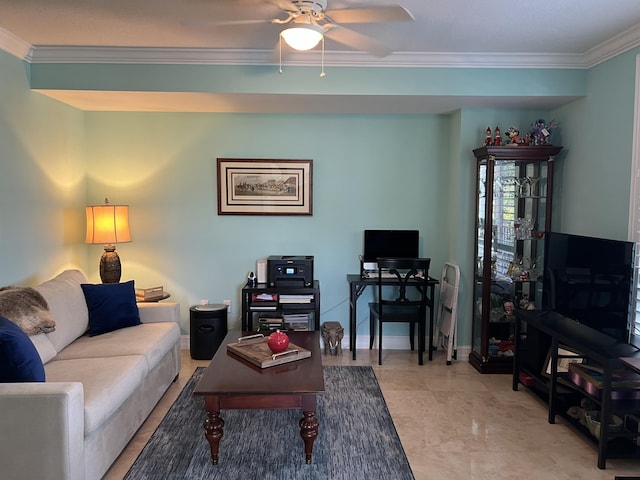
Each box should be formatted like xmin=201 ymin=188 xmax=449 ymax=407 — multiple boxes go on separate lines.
xmin=470 ymin=145 xmax=563 ymax=373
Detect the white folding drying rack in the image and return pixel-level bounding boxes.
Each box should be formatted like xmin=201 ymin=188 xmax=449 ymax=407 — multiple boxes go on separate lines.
xmin=434 ymin=262 xmax=460 ymax=365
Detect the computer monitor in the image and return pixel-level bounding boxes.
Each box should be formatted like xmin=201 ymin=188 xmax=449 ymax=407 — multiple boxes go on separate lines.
xmin=362 ymin=230 xmax=420 ymax=269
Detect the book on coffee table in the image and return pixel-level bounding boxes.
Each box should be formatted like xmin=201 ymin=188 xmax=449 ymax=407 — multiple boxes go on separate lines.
xmin=227 ymin=335 xmax=311 ymax=368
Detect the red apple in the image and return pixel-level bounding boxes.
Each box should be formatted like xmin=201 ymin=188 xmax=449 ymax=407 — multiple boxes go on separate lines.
xmin=268 ymin=329 xmax=289 ymax=353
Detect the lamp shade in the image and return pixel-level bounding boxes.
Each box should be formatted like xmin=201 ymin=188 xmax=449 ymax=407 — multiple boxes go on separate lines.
xmin=85 ymin=204 xmax=131 ymax=245
xmin=281 ymin=23 xmax=323 ymax=51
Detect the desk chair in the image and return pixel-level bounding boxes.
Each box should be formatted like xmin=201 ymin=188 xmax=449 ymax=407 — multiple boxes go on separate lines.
xmin=368 ymin=257 xmax=431 ymax=365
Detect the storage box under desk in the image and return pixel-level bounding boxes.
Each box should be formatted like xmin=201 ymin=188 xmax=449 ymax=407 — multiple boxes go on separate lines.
xmin=567 ymin=363 xmax=640 ymax=400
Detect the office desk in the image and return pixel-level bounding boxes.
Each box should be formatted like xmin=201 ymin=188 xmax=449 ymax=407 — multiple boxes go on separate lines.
xmin=347 ymin=274 xmax=439 ymax=361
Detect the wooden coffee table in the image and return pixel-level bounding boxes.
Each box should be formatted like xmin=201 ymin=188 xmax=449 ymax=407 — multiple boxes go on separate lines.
xmin=193 ymin=331 xmax=325 ymax=465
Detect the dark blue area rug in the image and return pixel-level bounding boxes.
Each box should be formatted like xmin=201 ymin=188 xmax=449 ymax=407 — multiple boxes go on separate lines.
xmin=125 ymin=366 xmax=414 ymax=480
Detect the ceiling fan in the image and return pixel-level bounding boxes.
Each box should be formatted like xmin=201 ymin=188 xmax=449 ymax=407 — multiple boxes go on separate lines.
xmin=201 ymin=0 xmax=415 ymax=57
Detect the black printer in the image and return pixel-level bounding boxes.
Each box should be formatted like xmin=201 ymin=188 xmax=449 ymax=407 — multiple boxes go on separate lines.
xmin=267 ymin=255 xmax=314 ymax=287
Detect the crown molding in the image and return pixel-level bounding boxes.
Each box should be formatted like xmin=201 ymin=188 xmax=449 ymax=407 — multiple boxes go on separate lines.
xmin=583 ymin=22 xmax=640 ymax=68
xmin=0 ymin=28 xmax=33 ymax=60
xmin=1 ymin=24 xmax=639 ymax=69
xmin=27 ymin=45 xmax=587 ymax=69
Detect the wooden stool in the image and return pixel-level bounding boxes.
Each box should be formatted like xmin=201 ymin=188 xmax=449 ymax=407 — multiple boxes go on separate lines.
xmin=322 ymin=322 xmax=344 ymax=356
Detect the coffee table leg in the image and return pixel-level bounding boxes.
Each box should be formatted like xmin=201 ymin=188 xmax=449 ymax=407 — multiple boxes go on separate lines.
xmin=203 ymin=399 xmax=224 ymax=465
xmin=299 ymin=410 xmax=319 ymax=464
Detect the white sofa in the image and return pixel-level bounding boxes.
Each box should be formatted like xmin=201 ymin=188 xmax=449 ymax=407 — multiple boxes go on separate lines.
xmin=0 ymin=270 xmax=181 ymax=480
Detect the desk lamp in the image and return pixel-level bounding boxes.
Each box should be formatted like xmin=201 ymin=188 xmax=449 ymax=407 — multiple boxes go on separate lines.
xmin=85 ymin=198 xmax=131 ymax=283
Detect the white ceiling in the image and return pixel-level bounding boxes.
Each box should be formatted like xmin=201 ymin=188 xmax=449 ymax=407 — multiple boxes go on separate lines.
xmin=1 ymin=0 xmax=640 ymax=113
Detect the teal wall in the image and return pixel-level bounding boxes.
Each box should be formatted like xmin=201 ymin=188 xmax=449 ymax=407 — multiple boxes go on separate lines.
xmin=83 ymin=112 xmax=451 ymax=338
xmin=0 ymin=50 xmax=88 ymax=285
xmin=29 ymin=63 xmax=586 ymax=98
xmin=83 ymin=108 xmax=552 ymax=343
xmin=552 ymin=47 xmax=640 ymax=240
xmin=1 ymin=46 xmax=638 ymax=349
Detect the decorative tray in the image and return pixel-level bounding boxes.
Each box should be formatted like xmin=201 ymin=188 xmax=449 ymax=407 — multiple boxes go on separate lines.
xmin=227 ymin=334 xmax=311 ymax=369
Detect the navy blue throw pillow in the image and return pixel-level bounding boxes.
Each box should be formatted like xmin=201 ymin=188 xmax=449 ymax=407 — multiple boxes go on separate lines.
xmin=81 ymin=280 xmax=141 ymax=336
xmin=0 ymin=316 xmax=46 ymax=382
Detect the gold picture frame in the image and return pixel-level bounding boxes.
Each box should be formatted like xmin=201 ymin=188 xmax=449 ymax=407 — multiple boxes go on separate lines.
xmin=217 ymin=158 xmax=313 ymax=216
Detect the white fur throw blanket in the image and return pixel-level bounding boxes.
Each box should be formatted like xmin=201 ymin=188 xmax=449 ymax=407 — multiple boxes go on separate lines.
xmin=0 ymin=286 xmax=56 ymax=335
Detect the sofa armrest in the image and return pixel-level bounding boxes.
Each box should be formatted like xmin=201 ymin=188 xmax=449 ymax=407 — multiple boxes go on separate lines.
xmin=0 ymin=382 xmax=85 ymax=480
xmin=138 ymin=302 xmax=180 ymax=324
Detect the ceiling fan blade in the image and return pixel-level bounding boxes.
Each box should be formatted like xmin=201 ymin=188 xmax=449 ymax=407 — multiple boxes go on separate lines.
xmin=323 ymin=24 xmax=392 ymax=57
xmin=265 ymin=0 xmax=299 ymax=11
xmin=188 ymin=18 xmax=272 ymax=27
xmin=187 ymin=0 xmax=293 ymax=6
xmin=181 ymin=0 xmax=287 ymax=25
xmin=324 ymin=5 xmax=414 ymax=24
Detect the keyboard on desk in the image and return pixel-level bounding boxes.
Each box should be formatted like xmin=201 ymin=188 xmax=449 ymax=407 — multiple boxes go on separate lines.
xmin=364 ymin=271 xmax=397 ymax=279
xmin=363 ymin=271 xmax=425 ymax=279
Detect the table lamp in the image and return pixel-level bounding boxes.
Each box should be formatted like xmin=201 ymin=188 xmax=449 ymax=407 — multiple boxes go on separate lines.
xmin=85 ymin=198 xmax=132 ymax=283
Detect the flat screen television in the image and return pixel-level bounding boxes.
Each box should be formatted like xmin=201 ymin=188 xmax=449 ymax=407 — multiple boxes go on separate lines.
xmin=543 ymin=231 xmax=636 ymax=342
xmin=362 ymin=230 xmax=420 ymax=268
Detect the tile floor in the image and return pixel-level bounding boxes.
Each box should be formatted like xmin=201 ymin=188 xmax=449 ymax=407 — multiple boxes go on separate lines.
xmin=105 ymin=347 xmax=640 ymax=480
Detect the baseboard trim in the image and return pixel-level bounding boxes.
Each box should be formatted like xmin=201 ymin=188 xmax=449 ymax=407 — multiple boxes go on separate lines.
xmin=181 ymin=334 xmax=471 ymax=359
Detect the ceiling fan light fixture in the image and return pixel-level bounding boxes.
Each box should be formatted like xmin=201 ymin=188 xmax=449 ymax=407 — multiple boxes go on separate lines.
xmin=281 ymin=22 xmax=323 ymax=51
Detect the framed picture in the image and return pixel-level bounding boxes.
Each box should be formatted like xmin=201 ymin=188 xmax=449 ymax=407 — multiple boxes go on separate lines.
xmin=543 ymin=345 xmax=586 ymax=377
xmin=217 ymin=158 xmax=313 ymax=216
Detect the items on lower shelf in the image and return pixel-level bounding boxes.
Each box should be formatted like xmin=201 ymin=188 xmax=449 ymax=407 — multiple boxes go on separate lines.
xmin=242 ymin=280 xmax=320 ymax=331
xmin=282 ymin=313 xmax=311 ymax=330
xmin=258 ymin=314 xmax=285 ymax=331
xmin=513 ymin=309 xmax=640 ymax=469
xmin=519 ymin=359 xmax=640 ymax=456
xmin=257 ymin=313 xmax=311 ymax=332
xmin=568 ymin=363 xmax=640 ymax=399
xmin=488 ymin=336 xmax=515 ymax=358
xmin=250 ymin=293 xmax=278 ymax=310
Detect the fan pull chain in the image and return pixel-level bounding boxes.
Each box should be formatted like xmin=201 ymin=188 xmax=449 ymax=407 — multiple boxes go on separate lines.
xmin=277 ymin=31 xmax=326 ymax=77
xmin=320 ymin=36 xmax=325 ymax=77
xmin=279 ymin=34 xmax=283 ymax=74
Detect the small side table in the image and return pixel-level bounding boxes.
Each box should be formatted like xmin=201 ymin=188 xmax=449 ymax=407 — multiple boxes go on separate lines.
xmin=136 ymin=293 xmax=171 ymax=303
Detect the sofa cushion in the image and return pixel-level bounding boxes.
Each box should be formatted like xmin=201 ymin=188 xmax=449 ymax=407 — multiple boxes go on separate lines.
xmin=35 ymin=270 xmax=90 ymax=354
xmin=0 ymin=286 xmax=56 ymax=335
xmin=55 ymin=322 xmax=180 ymax=371
xmin=81 ymin=281 xmax=141 ymax=336
xmin=45 ymin=354 xmax=148 ymax=435
xmin=0 ymin=316 xmax=46 ymax=382
xmin=29 ymin=333 xmax=57 ymax=364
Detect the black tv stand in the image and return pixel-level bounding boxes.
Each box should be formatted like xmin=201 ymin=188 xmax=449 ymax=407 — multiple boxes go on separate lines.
xmin=514 ymin=309 xmax=640 ymax=469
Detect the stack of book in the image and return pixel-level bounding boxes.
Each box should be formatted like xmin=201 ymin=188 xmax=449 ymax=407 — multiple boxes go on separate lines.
xmin=282 ymin=313 xmax=310 ymax=331
xmin=279 ymin=294 xmax=314 ymax=311
xmin=250 ymin=293 xmax=278 ymax=311
xmin=279 ymin=294 xmax=314 ymax=304
xmin=135 ymin=286 xmax=164 ymax=302
xmin=258 ymin=313 xmax=285 ymax=331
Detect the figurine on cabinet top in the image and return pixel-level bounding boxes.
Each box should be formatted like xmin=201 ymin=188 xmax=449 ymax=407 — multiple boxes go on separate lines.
xmin=505 ymin=126 xmax=521 ymax=146
xmin=529 ymin=118 xmax=558 ymax=145
xmin=484 ymin=126 xmax=493 ymax=146
xmin=493 ymin=126 xmax=503 ymax=146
